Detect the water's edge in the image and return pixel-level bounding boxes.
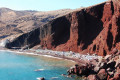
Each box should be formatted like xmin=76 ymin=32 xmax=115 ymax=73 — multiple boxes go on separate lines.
xmin=0 ymin=49 xmax=79 ymax=80
xmin=0 ymin=48 xmax=101 ymax=65
xmin=0 ymin=49 xmax=76 ymax=63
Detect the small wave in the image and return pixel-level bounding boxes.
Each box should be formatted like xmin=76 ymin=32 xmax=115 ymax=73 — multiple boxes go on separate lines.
xmin=51 ymin=77 xmax=59 ymax=79
xmin=42 ymin=55 xmax=63 ymax=59
xmin=34 ymin=69 xmax=45 ymax=71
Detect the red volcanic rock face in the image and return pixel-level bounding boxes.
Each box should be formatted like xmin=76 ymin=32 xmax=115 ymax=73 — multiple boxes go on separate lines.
xmin=61 ymin=0 xmax=120 ymax=56
xmin=8 ymin=0 xmax=120 ymax=56
xmin=55 ymin=0 xmax=120 ymax=56
xmin=88 ymin=0 xmax=120 ymax=56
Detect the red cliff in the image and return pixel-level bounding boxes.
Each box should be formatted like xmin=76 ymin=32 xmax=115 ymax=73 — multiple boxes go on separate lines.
xmin=7 ymin=0 xmax=120 ymax=56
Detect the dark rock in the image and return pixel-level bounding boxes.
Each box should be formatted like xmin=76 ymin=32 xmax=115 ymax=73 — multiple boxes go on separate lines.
xmin=74 ymin=64 xmax=79 ymax=75
xmin=68 ymin=52 xmax=120 ymax=80
xmin=108 ymin=71 xmax=114 ymax=77
xmin=67 ymin=63 xmax=95 ymax=76
xmin=100 ymin=62 xmax=107 ymax=69
xmin=37 ymin=77 xmax=45 ymax=80
xmin=107 ymin=60 xmax=116 ymax=69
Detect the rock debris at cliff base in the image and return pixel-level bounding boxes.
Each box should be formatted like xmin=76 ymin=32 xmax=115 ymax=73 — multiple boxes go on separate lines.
xmin=68 ymin=48 xmax=120 ymax=80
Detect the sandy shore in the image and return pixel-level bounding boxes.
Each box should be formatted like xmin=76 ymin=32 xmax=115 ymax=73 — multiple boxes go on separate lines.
xmin=0 ymin=47 xmax=102 ymax=64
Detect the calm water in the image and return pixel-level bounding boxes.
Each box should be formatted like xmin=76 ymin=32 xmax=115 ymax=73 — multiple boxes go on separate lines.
xmin=0 ymin=51 xmax=79 ymax=80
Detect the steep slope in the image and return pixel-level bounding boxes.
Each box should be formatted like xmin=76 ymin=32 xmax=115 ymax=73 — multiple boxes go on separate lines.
xmin=7 ymin=0 xmax=120 ymax=56
xmin=14 ymin=9 xmax=73 ymax=33
xmin=0 ymin=8 xmax=72 ymax=39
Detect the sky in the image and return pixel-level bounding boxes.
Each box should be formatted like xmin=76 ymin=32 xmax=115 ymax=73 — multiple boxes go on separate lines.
xmin=0 ymin=0 xmax=107 ymax=11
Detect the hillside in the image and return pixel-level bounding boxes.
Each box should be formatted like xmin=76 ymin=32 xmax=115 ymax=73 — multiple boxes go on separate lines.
xmin=0 ymin=8 xmax=73 ymax=40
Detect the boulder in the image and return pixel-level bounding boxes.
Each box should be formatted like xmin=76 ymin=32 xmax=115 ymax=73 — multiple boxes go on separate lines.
xmin=87 ymin=75 xmax=99 ymax=80
xmin=115 ymin=59 xmax=120 ymax=68
xmin=116 ymin=51 xmax=120 ymax=56
xmin=78 ymin=65 xmax=90 ymax=76
xmin=94 ymin=66 xmax=100 ymax=73
xmin=74 ymin=64 xmax=79 ymax=74
xmin=109 ymin=78 xmax=114 ymax=80
xmin=113 ymin=73 xmax=120 ymax=80
xmin=107 ymin=68 xmax=111 ymax=71
xmin=111 ymin=48 xmax=118 ymax=55
xmin=67 ymin=68 xmax=74 ymax=75
xmin=116 ymin=67 xmax=120 ymax=74
xmin=104 ymin=55 xmax=112 ymax=61
xmin=107 ymin=75 xmax=111 ymax=80
xmin=94 ymin=61 xmax=107 ymax=73
xmin=114 ymin=56 xmax=119 ymax=61
xmin=107 ymin=71 xmax=114 ymax=77
xmin=97 ymin=69 xmax=108 ymax=80
xmin=61 ymin=74 xmax=66 ymax=76
xmin=36 ymin=77 xmax=45 ymax=80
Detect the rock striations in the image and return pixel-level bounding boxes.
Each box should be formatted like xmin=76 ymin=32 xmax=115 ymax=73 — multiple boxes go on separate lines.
xmin=7 ymin=0 xmax=120 ymax=56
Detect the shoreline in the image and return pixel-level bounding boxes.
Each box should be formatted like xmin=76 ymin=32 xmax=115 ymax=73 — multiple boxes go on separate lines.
xmin=0 ymin=48 xmax=76 ymax=63
xmin=0 ymin=47 xmax=102 ymax=65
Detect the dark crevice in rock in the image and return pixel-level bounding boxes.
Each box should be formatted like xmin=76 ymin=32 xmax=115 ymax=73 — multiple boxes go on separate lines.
xmin=115 ymin=16 xmax=120 ymax=44
xmin=93 ymin=45 xmax=96 ymax=51
xmin=107 ymin=30 xmax=113 ymax=51
xmin=111 ymin=1 xmax=114 ymax=15
xmin=103 ymin=50 xmax=107 ymax=56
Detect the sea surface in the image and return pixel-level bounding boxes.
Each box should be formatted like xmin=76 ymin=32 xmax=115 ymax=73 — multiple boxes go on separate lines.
xmin=0 ymin=50 xmax=80 ymax=80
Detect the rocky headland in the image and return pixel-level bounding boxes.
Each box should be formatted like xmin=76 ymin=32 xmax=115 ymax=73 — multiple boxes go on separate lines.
xmin=68 ymin=48 xmax=120 ymax=80
xmin=5 ymin=0 xmax=120 ymax=56
xmin=1 ymin=0 xmax=120 ymax=79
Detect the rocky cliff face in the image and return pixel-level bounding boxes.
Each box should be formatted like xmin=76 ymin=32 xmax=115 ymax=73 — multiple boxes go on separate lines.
xmin=7 ymin=0 xmax=120 ymax=56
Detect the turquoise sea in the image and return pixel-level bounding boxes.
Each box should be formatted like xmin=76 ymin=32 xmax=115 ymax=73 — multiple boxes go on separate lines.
xmin=0 ymin=51 xmax=79 ymax=80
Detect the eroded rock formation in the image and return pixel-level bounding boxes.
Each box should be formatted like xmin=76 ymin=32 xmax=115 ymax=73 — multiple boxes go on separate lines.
xmin=67 ymin=49 xmax=120 ymax=80
xmin=7 ymin=0 xmax=120 ymax=56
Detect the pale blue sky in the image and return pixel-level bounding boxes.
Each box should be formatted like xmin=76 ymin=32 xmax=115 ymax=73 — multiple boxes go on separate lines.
xmin=0 ymin=0 xmax=107 ymax=11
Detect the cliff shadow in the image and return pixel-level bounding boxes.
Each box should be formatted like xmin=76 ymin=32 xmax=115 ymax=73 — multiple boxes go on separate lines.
xmin=77 ymin=7 xmax=104 ymax=50
xmin=51 ymin=16 xmax=71 ymax=47
xmin=8 ymin=28 xmax=41 ymax=49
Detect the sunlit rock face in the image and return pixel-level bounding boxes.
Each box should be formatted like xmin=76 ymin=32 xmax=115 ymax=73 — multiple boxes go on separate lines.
xmin=0 ymin=39 xmax=10 ymax=47
xmin=7 ymin=0 xmax=120 ymax=56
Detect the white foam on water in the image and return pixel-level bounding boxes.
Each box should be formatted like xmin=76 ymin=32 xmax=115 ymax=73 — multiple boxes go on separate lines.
xmin=34 ymin=69 xmax=45 ymax=71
